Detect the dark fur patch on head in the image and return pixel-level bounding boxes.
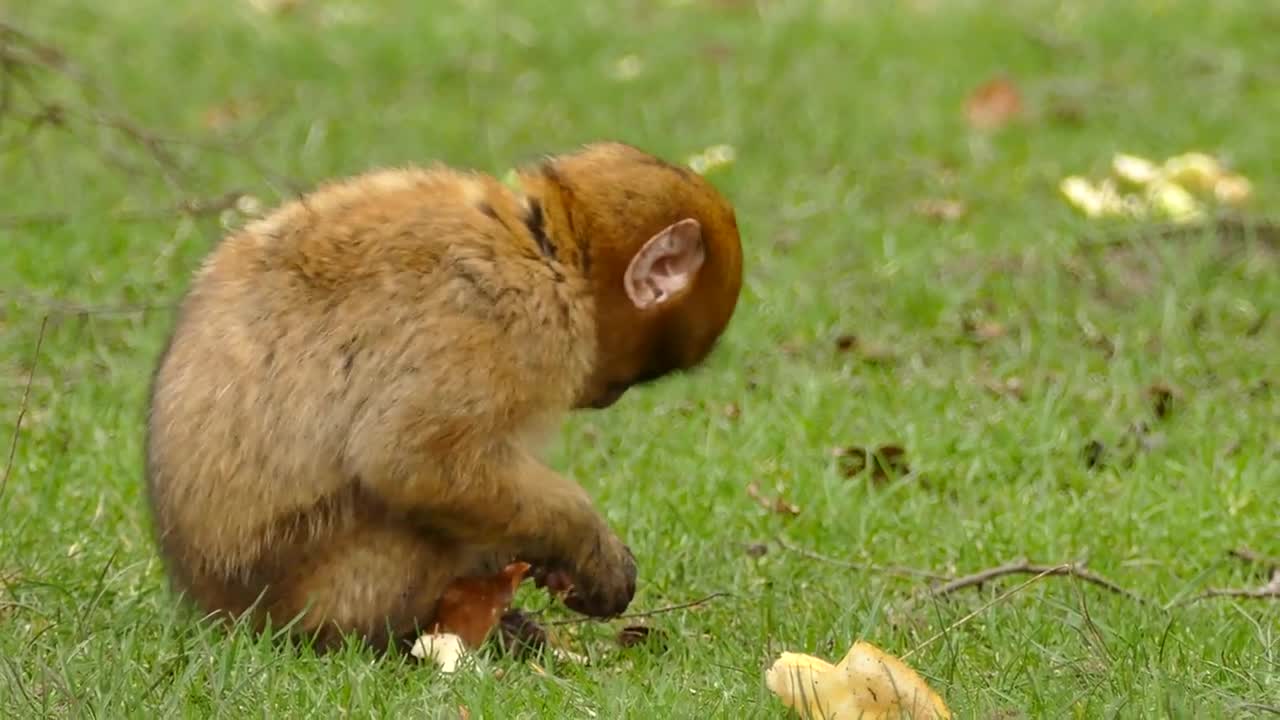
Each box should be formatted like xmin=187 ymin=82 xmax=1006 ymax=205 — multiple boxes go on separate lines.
xmin=537 ymin=161 xmax=590 ymax=275
xmin=524 ymin=199 xmax=557 ymax=261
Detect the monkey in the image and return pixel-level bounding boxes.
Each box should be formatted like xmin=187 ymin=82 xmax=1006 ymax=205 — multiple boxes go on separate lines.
xmin=144 ymin=141 xmax=744 ymax=655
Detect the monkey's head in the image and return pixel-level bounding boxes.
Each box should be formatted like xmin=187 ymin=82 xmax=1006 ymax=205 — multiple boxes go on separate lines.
xmin=527 ymin=142 xmax=744 ymax=409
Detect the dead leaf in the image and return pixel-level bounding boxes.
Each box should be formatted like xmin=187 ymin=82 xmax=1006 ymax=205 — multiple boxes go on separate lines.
xmin=982 ymin=377 xmax=1026 ymax=401
xmin=744 ymin=542 xmax=769 ymax=558
xmin=200 ymin=98 xmax=259 ymax=133
xmin=617 ymin=625 xmax=668 ymax=650
xmin=722 ymin=402 xmax=741 ymax=420
xmin=964 ymin=75 xmax=1024 ymax=131
xmin=834 ymin=334 xmax=858 ymax=352
xmin=1147 ymin=382 xmax=1178 ymax=419
xmin=1082 ymin=439 xmax=1105 ymax=469
xmin=835 ymin=445 xmax=911 ymax=484
xmin=913 ymin=198 xmax=967 ymax=223
xmin=963 ymin=316 xmax=1007 ymax=343
xmin=458 ymin=706 xmax=472 ymax=720
xmin=746 ymin=482 xmax=801 ymax=516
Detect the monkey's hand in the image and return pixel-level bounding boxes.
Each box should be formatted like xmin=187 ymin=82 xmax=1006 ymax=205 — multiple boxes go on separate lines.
xmin=534 ymin=537 xmax=636 ymax=618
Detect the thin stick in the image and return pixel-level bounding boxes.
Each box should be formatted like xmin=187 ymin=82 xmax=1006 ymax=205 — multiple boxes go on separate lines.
xmin=1189 ymin=571 xmax=1280 ymax=603
xmin=1 ymin=315 xmax=48 ymax=501
xmin=903 ymin=565 xmax=1066 ymax=660
xmin=1228 ymin=547 xmax=1280 ymax=568
xmin=544 ymin=591 xmax=731 ymax=626
xmin=776 ymin=538 xmax=951 ymax=581
xmin=925 ymin=558 xmax=1149 ymax=605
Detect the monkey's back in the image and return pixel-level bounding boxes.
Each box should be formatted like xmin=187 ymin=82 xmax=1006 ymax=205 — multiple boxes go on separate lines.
xmin=145 ymin=167 xmax=595 ymax=606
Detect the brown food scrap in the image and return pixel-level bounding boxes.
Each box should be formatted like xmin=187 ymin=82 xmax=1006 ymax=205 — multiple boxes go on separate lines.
xmin=964 ymin=75 xmax=1024 ymax=131
xmin=430 ymin=562 xmax=531 ymax=649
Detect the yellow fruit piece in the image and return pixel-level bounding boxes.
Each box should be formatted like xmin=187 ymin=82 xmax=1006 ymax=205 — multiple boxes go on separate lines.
xmin=766 ymin=641 xmax=951 ymax=720
xmin=1112 ymin=153 xmax=1160 ymax=186
xmin=1162 ymin=152 xmax=1224 ymax=192
xmin=1214 ymin=175 xmax=1252 ymax=206
xmin=1146 ymin=180 xmax=1204 ymax=223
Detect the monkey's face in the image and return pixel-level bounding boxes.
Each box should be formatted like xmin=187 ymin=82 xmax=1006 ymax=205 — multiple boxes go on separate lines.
xmin=540 ymin=143 xmax=744 ymax=410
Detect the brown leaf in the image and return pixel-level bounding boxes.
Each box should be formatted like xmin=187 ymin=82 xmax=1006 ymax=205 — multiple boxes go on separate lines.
xmin=1147 ymin=382 xmax=1178 ymax=419
xmin=722 ymin=402 xmax=741 ymax=420
xmin=744 ymin=542 xmax=769 ymax=558
xmin=834 ymin=444 xmax=911 ymax=484
xmin=834 ymin=334 xmax=858 ymax=352
xmin=746 ymin=482 xmax=801 ymax=516
xmin=983 ymin=376 xmax=1026 ymax=401
xmin=913 ymin=198 xmax=967 ymax=223
xmin=617 ymin=624 xmax=667 ymax=650
xmin=457 ymin=706 xmax=472 ymax=720
xmin=1082 ymin=439 xmax=1105 ymax=469
xmin=964 ymin=75 xmax=1024 ymax=131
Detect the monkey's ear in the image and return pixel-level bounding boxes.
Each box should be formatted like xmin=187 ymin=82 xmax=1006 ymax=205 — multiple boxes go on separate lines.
xmin=624 ymin=218 xmax=705 ymax=310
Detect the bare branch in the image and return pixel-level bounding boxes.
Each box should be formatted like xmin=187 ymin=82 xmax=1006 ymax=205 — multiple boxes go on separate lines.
xmin=1189 ymin=570 xmax=1280 ymax=603
xmin=544 ymin=591 xmax=731 ymax=626
xmin=776 ymin=538 xmax=951 ymax=581
xmin=1228 ymin=547 xmax=1280 ymax=569
xmin=925 ymin=558 xmax=1149 ymax=605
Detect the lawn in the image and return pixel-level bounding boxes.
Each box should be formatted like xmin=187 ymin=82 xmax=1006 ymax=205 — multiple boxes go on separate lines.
xmin=2 ymin=0 xmax=1278 ymax=717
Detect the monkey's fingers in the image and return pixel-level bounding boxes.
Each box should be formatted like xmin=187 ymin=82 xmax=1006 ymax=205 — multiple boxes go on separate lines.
xmin=492 ymin=609 xmax=548 ymax=660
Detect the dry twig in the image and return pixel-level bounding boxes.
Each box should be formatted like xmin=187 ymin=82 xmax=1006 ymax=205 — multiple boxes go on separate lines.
xmin=1229 ymin=547 xmax=1280 ymax=569
xmin=1 ymin=315 xmax=48 ymax=502
xmin=1190 ymin=570 xmax=1280 ymax=603
xmin=776 ymin=538 xmax=950 ymax=581
xmin=925 ymin=558 xmax=1149 ymax=605
xmin=544 ymin=591 xmax=731 ymax=626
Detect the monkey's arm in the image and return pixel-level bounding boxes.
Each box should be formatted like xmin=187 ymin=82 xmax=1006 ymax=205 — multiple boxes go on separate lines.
xmin=346 ymin=424 xmax=635 ymax=618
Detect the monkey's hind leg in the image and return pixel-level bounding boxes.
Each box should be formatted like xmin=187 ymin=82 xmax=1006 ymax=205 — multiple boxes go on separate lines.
xmin=258 ymin=521 xmax=462 ymax=655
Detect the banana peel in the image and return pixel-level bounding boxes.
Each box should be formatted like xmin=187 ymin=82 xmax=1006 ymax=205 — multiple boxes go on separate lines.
xmin=766 ymin=641 xmax=951 ymax=720
xmin=1060 ymin=151 xmax=1252 ymax=224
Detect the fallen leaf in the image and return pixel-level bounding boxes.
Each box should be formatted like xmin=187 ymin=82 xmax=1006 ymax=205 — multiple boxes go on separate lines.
xmin=458 ymin=706 xmax=471 ymax=720
xmin=834 ymin=334 xmax=858 ymax=352
xmin=964 ymin=75 xmax=1024 ymax=131
xmin=913 ymin=198 xmax=967 ymax=223
xmin=963 ymin=315 xmax=1007 ymax=343
xmin=1082 ymin=439 xmax=1105 ymax=469
xmin=1147 ymin=382 xmax=1178 ymax=419
xmin=617 ymin=625 xmax=668 ymax=650
xmin=722 ymin=402 xmax=741 ymax=420
xmin=746 ymin=481 xmax=801 ymax=516
xmin=835 ymin=445 xmax=911 ymax=484
xmin=982 ymin=376 xmax=1026 ymax=401
xmin=744 ymin=542 xmax=769 ymax=558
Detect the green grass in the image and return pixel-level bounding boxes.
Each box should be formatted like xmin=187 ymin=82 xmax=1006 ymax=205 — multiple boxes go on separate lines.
xmin=3 ymin=0 xmax=1279 ymax=716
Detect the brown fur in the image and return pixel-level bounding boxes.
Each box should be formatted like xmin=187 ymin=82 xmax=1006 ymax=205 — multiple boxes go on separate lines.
xmin=144 ymin=141 xmax=743 ymax=652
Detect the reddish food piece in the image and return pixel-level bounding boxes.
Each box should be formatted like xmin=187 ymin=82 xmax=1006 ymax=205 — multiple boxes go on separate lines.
xmin=430 ymin=562 xmax=531 ymax=648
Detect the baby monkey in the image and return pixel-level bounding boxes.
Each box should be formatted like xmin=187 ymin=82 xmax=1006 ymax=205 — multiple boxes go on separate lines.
xmin=144 ymin=142 xmax=744 ymax=653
